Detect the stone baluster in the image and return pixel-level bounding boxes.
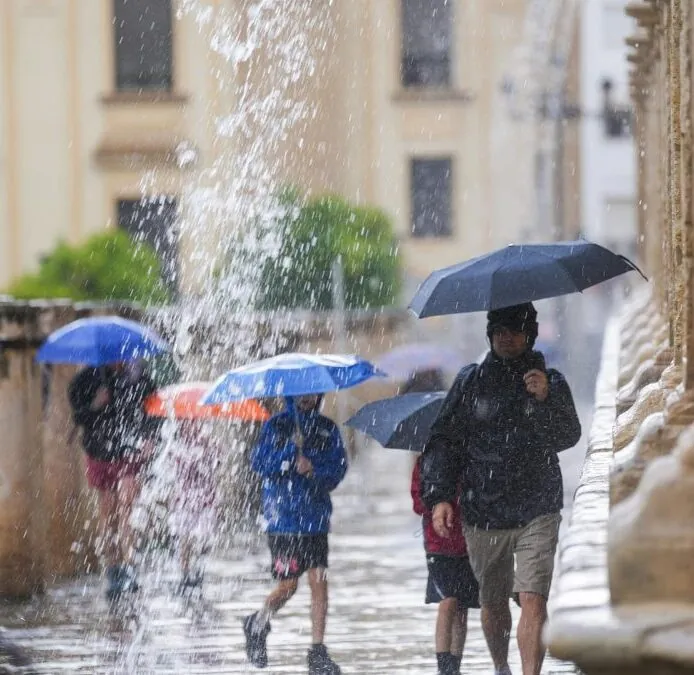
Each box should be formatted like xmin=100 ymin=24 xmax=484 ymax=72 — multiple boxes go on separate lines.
xmin=615 ymin=344 xmax=672 ymax=415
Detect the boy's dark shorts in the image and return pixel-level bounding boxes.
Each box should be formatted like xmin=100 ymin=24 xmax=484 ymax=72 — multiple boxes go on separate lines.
xmin=268 ymin=534 xmax=329 ymax=579
xmin=425 ymin=554 xmax=480 ymax=608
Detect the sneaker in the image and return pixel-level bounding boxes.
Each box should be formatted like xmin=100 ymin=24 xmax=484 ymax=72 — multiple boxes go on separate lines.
xmin=436 ymin=652 xmax=458 ymax=675
xmin=307 ymin=644 xmax=341 ymax=675
xmin=105 ymin=565 xmax=122 ymax=600
xmin=177 ymin=571 xmax=204 ymax=595
xmin=105 ymin=565 xmax=139 ymax=600
xmin=494 ymin=667 xmax=513 ymax=675
xmin=119 ymin=565 xmax=140 ymax=593
xmin=242 ymin=612 xmax=270 ymax=668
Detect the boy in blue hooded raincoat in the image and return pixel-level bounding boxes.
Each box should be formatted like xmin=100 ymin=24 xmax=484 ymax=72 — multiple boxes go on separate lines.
xmin=243 ymin=394 xmax=347 ymax=675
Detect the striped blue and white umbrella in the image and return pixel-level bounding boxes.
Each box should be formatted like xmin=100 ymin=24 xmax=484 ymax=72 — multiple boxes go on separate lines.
xmin=202 ymin=352 xmax=384 ymax=404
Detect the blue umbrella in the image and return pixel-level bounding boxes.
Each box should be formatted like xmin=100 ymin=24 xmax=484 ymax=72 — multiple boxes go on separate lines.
xmin=345 ymin=391 xmax=446 ymax=452
xmin=409 ymin=240 xmax=646 ymax=318
xmin=202 ymin=352 xmax=384 ymax=404
xmin=36 ymin=316 xmax=170 ymax=366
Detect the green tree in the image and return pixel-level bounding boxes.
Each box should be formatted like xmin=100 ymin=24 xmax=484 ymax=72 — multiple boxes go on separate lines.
xmin=258 ymin=192 xmax=401 ymax=310
xmin=7 ymin=230 xmax=170 ymax=304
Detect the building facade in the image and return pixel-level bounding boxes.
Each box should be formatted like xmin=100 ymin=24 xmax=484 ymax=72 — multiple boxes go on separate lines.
xmin=579 ymin=0 xmax=637 ymax=259
xmin=0 ymin=0 xmax=538 ymax=296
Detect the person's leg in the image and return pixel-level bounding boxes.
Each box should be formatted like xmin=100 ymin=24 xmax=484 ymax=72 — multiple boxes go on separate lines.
xmin=451 ymin=606 xmax=467 ymax=658
xmin=258 ymin=577 xmax=299 ymax=625
xmin=307 ymin=567 xmax=328 ymax=645
xmin=481 ymin=601 xmax=512 ymax=670
xmin=464 ymin=525 xmax=515 ymax=672
xmin=513 ymin=513 xmax=561 ymax=675
xmin=244 ymin=577 xmax=298 ymax=667
xmin=116 ymin=473 xmax=141 ymax=565
xmin=452 ymin=555 xmax=478 ymax=673
xmin=180 ymin=537 xmax=193 ymax=578
xmin=96 ymin=488 xmax=119 ymax=566
xmin=435 ymin=597 xmax=457 ymax=653
xmin=305 ymin=536 xmax=340 ymax=674
xmin=517 ymin=592 xmax=547 ymax=675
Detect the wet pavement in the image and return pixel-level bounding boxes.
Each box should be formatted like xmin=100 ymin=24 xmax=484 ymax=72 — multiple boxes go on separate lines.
xmin=0 ymin=434 xmax=587 ymax=674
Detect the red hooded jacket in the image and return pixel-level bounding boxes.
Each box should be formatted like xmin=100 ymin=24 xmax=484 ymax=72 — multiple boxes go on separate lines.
xmin=411 ymin=456 xmax=467 ymax=556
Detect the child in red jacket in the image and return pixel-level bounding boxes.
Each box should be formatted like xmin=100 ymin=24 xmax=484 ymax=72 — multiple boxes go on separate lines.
xmin=412 ymin=455 xmax=480 ymax=675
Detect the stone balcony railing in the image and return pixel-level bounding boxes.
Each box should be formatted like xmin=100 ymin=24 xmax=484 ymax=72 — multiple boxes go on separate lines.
xmin=546 ymin=291 xmax=694 ymax=675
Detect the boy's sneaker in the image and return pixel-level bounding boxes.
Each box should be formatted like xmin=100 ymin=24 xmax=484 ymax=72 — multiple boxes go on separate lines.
xmin=436 ymin=652 xmax=458 ymax=675
xmin=307 ymin=644 xmax=341 ymax=675
xmin=242 ymin=613 xmax=270 ymax=668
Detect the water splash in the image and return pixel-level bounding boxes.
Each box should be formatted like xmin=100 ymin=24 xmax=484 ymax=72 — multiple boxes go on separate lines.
xmin=170 ymin=0 xmax=334 ymax=379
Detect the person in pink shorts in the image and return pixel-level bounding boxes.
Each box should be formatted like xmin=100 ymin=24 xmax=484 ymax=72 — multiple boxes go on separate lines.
xmin=69 ymin=361 xmax=158 ymax=599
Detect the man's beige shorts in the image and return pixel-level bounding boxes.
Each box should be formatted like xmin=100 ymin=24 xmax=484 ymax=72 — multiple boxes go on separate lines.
xmin=464 ymin=512 xmax=561 ymax=605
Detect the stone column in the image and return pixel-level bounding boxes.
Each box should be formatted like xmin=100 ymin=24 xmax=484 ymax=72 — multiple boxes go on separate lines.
xmin=0 ymin=328 xmax=45 ymax=597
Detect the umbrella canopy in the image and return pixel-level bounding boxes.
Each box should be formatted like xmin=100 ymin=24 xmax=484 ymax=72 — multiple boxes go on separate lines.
xmin=36 ymin=316 xmax=170 ymax=366
xmin=409 ymin=240 xmax=646 ymax=318
xmin=345 ymin=391 xmax=446 ymax=452
xmin=145 ymin=381 xmax=270 ymax=421
xmin=202 ymin=352 xmax=383 ymax=404
xmin=375 ymin=343 xmax=465 ymax=380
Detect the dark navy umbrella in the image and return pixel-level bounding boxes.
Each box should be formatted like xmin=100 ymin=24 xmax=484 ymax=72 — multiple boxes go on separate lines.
xmin=409 ymin=240 xmax=646 ymax=318
xmin=345 ymin=391 xmax=446 ymax=452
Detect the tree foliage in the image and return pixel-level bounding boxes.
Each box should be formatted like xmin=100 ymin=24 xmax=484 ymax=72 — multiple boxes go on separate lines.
xmin=7 ymin=230 xmax=170 ymax=304
xmin=258 ymin=192 xmax=401 ymax=310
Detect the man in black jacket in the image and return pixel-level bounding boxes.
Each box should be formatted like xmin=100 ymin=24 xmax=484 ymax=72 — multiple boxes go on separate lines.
xmin=421 ymin=303 xmax=581 ymax=675
xmin=68 ymin=361 xmax=158 ymax=599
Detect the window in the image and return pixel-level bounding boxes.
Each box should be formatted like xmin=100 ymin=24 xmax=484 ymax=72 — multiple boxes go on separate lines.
xmin=410 ymin=158 xmax=452 ymax=237
xmin=118 ymin=198 xmax=178 ymax=292
xmin=114 ymin=0 xmax=173 ymax=91
xmin=601 ymin=79 xmax=633 ymax=138
xmin=401 ymin=0 xmax=452 ymax=87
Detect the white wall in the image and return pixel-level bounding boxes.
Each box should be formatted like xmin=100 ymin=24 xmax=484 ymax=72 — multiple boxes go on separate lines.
xmin=580 ymin=0 xmax=637 ymax=258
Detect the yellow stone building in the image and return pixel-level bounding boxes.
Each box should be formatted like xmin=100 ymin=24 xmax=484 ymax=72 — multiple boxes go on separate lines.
xmin=0 ymin=0 xmax=570 ymax=296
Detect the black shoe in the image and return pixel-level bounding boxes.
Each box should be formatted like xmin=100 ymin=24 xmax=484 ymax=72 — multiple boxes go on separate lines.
xmin=436 ymin=652 xmax=458 ymax=675
xmin=178 ymin=571 xmax=204 ymax=594
xmin=308 ymin=644 xmax=341 ymax=675
xmin=242 ymin=613 xmax=270 ymax=668
xmin=105 ymin=565 xmax=138 ymax=600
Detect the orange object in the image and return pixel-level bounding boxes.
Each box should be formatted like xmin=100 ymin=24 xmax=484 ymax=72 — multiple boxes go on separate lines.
xmin=145 ymin=381 xmax=270 ymax=421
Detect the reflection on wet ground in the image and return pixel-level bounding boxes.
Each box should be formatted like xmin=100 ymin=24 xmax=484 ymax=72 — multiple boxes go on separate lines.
xmin=0 ymin=440 xmax=584 ymax=674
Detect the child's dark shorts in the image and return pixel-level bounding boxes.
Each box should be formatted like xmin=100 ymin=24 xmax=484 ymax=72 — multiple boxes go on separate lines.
xmin=425 ymin=554 xmax=480 ymax=607
xmin=268 ymin=534 xmax=329 ymax=579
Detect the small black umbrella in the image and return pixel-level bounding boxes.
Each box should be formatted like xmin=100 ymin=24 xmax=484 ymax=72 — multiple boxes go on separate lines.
xmin=345 ymin=392 xmax=446 ymax=452
xmin=408 ymin=240 xmax=646 ymax=318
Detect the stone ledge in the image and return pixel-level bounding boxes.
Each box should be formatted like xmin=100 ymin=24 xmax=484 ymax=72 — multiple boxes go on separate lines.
xmin=546 ymin=316 xmax=619 ymax=670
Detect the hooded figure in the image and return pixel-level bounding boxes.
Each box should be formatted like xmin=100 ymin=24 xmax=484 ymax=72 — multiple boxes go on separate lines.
xmin=419 ymin=302 xmax=581 ymax=675
xmin=421 ymin=302 xmax=579 ymax=528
